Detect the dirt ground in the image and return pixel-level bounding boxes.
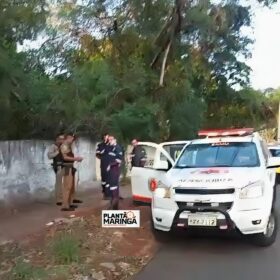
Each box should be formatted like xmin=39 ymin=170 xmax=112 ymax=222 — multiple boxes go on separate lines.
xmin=0 ymin=183 xmax=158 ymax=280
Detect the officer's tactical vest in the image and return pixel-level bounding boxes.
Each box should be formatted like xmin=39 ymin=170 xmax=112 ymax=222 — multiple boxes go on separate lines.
xmin=52 ymin=144 xmax=64 ymax=172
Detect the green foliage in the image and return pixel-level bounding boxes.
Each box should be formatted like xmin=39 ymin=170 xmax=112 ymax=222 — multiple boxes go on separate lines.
xmin=258 ymin=0 xmax=278 ymax=6
xmin=49 ymin=233 xmax=81 ymax=264
xmin=10 ymin=260 xmax=47 ymax=280
xmin=204 ymin=86 xmax=272 ymax=129
xmin=0 ymin=0 xmax=276 ymax=141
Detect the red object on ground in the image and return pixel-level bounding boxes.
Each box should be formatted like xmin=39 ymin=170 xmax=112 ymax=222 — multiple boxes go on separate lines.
xmin=198 ymin=128 xmax=254 ymax=138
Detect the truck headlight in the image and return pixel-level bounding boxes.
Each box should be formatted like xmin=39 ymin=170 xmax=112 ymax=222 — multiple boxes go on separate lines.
xmin=239 ymin=181 xmax=264 ymax=199
xmin=154 ymin=181 xmax=171 ymax=198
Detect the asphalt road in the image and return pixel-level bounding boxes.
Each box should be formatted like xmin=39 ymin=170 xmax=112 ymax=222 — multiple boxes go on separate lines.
xmin=135 ymin=190 xmax=280 ymax=280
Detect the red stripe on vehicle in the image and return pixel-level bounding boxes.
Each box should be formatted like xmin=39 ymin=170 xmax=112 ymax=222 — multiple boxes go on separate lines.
xmin=133 ymin=195 xmax=152 ymax=203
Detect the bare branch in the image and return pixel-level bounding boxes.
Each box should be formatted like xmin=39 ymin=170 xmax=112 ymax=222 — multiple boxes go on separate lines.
xmin=159 ymin=40 xmax=172 ymax=87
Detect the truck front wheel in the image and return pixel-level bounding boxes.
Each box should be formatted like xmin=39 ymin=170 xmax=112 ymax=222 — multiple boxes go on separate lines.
xmin=152 ymin=227 xmax=170 ymax=243
xmin=249 ymin=210 xmax=278 ymax=247
xmin=150 ymin=217 xmax=170 ymax=243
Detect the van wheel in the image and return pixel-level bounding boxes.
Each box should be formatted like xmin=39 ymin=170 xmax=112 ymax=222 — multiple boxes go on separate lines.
xmin=250 ymin=210 xmax=278 ymax=247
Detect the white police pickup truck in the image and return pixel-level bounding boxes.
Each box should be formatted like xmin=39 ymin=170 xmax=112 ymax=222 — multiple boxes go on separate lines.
xmin=149 ymin=129 xmax=280 ymax=246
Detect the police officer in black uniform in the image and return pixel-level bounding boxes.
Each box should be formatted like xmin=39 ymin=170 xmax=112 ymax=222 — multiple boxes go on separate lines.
xmin=96 ymin=133 xmax=110 ymax=199
xmin=107 ymin=135 xmax=123 ymax=210
xmin=130 ymin=139 xmax=147 ymax=167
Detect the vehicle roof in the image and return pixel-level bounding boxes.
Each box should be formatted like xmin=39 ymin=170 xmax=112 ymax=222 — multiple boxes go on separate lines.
xmin=159 ymin=141 xmax=190 ymax=146
xmin=137 ymin=142 xmax=158 ymax=147
xmin=138 ymin=141 xmax=189 ymax=147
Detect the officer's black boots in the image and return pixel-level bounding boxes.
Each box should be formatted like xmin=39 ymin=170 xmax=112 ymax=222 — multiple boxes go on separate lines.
xmin=111 ymin=198 xmax=119 ymax=210
xmin=103 ymin=194 xmax=111 ymax=200
xmin=73 ymin=199 xmax=83 ymax=203
xmin=61 ymin=207 xmax=75 ymax=211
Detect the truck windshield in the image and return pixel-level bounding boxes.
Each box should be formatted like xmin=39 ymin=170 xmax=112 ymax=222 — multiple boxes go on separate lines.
xmin=162 ymin=144 xmax=186 ymax=160
xmin=175 ymin=142 xmax=260 ymax=168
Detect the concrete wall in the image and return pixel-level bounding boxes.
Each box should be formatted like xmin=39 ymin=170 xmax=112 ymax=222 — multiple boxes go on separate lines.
xmin=0 ymin=138 xmax=97 ymax=206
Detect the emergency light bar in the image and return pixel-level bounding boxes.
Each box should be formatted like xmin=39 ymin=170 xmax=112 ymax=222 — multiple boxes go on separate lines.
xmin=198 ymin=128 xmax=254 ymax=138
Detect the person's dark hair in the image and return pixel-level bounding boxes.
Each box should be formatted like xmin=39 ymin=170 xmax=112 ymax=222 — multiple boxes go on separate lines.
xmin=102 ymin=133 xmax=109 ymax=139
xmin=56 ymin=133 xmax=65 ymax=139
xmin=65 ymin=132 xmax=77 ymax=139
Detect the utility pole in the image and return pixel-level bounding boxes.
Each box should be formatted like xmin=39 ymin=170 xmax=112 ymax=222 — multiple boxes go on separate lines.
xmin=277 ymin=101 xmax=280 ymax=142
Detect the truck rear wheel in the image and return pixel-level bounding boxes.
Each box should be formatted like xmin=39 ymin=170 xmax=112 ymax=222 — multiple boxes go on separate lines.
xmin=250 ymin=210 xmax=278 ymax=247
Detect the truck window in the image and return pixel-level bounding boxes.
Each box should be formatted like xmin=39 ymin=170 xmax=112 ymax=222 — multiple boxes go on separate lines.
xmin=140 ymin=145 xmax=156 ymax=168
xmin=161 ymin=144 xmax=185 ymax=161
xmin=270 ymin=149 xmax=280 ymax=157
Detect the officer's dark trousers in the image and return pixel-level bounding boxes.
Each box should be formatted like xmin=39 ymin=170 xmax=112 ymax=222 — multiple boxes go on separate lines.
xmin=108 ymin=165 xmax=121 ymax=210
xmin=101 ymin=162 xmax=109 ymax=196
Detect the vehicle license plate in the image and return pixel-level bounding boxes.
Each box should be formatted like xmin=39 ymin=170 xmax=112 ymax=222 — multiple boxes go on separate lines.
xmin=188 ymin=214 xmax=217 ymax=227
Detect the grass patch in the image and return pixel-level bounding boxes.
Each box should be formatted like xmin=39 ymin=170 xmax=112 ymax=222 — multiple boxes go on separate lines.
xmin=47 ymin=266 xmax=70 ymax=280
xmin=0 ymin=243 xmax=22 ymax=261
xmin=10 ymin=260 xmax=47 ymax=280
xmin=49 ymin=233 xmax=81 ymax=264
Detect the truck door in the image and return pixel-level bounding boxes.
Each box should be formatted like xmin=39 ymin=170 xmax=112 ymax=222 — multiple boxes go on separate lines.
xmin=131 ymin=142 xmax=174 ymax=204
xmin=161 ymin=141 xmax=190 ymax=161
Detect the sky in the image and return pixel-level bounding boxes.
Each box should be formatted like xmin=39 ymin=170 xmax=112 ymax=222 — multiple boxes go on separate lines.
xmin=248 ymin=1 xmax=280 ymax=90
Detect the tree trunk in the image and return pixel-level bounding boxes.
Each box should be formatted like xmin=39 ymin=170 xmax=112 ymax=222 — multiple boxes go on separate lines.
xmin=159 ymin=40 xmax=172 ymax=86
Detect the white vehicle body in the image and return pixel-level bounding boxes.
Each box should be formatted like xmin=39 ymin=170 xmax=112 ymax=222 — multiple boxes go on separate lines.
xmin=140 ymin=130 xmax=280 ymax=246
xmin=131 ymin=141 xmax=189 ymax=203
xmin=268 ymin=145 xmax=280 ymax=182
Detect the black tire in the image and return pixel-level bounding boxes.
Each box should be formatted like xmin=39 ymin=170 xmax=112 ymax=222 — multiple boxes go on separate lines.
xmin=276 ymin=174 xmax=280 ymax=185
xmin=150 ymin=216 xmax=170 ymax=243
xmin=249 ymin=210 xmax=278 ymax=247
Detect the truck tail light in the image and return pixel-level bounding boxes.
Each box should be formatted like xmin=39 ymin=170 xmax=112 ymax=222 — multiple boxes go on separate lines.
xmin=149 ymin=179 xmax=158 ymax=192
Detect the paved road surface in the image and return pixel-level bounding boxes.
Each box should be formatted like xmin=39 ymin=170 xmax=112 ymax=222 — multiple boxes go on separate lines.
xmin=135 ymin=190 xmax=280 ymax=280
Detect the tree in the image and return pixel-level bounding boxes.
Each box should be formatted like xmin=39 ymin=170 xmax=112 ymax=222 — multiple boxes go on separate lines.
xmin=0 ymin=0 xmax=277 ymax=141
xmin=0 ymin=0 xmax=49 ymax=139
